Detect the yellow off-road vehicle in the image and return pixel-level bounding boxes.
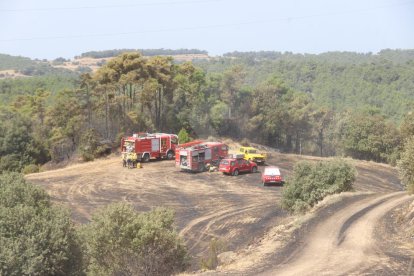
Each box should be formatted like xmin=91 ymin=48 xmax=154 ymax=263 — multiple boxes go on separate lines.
xmin=239 ymin=146 xmax=266 ymax=165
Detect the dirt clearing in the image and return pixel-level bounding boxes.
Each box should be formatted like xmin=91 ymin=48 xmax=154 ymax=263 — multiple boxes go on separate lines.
xmin=27 ymin=152 xmax=406 ymax=272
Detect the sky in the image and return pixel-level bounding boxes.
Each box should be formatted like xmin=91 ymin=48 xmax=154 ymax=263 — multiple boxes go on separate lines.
xmin=0 ymin=0 xmax=413 ymax=60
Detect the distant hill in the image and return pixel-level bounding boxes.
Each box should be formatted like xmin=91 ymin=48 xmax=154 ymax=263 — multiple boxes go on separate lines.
xmin=223 ymin=49 xmax=414 ymax=64
xmin=0 ymin=53 xmax=77 ymax=79
xmin=0 ymin=49 xmax=211 ymax=79
xmin=77 ymin=48 xmax=209 ymax=59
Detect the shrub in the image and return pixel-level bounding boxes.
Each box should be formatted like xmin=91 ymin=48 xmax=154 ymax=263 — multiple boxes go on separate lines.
xmin=0 ymin=172 xmax=84 ymax=275
xmin=200 ymin=238 xmax=226 ymax=270
xmin=282 ymin=159 xmax=356 ymax=213
xmin=397 ymin=137 xmax=414 ymax=194
xmin=178 ymin=128 xmax=191 ymax=144
xmin=81 ymin=203 xmax=189 ymax=276
xmin=22 ymin=164 xmax=40 ymax=174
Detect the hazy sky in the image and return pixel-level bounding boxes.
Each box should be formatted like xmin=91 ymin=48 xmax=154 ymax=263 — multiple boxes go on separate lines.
xmin=0 ymin=0 xmax=413 ymax=59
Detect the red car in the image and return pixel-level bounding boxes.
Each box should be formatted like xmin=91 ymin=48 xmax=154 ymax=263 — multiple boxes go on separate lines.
xmin=219 ymin=157 xmax=258 ymax=176
xmin=261 ymin=166 xmax=284 ymax=186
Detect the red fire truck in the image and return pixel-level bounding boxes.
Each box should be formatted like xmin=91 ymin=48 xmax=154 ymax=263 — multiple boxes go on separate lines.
xmin=121 ymin=133 xmax=178 ymax=164
xmin=176 ymin=141 xmax=229 ymax=172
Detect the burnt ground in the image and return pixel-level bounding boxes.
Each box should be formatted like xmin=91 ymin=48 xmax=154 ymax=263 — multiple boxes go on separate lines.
xmin=27 ymin=150 xmax=407 ymax=272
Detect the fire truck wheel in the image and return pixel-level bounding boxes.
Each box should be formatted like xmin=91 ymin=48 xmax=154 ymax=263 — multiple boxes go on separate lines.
xmin=143 ymin=153 xmax=150 ymax=162
xmin=166 ymin=150 xmax=174 ymax=160
xmin=232 ymin=169 xmax=239 ymax=176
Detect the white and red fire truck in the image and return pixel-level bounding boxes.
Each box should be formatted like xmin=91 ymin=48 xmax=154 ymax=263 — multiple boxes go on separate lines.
xmin=121 ymin=133 xmax=178 ymax=164
xmin=176 ymin=141 xmax=229 ymax=172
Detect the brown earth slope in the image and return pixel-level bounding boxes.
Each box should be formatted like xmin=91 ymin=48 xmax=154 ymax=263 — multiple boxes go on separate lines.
xmin=27 ymin=150 xmax=406 ymax=272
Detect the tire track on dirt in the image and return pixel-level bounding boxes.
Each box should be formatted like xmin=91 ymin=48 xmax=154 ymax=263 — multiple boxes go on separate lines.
xmin=261 ymin=192 xmax=412 ymax=276
xmin=27 ymin=155 xmax=405 ymax=272
xmin=180 ymin=203 xmax=273 ymax=251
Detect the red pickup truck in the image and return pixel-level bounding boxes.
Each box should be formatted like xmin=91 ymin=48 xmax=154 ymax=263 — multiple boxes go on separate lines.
xmin=219 ymin=156 xmax=258 ymax=176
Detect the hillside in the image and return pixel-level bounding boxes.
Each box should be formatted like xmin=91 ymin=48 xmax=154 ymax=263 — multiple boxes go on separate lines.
xmin=0 ymin=53 xmax=77 ymax=78
xmin=52 ymin=53 xmax=211 ymax=73
xmin=198 ymin=49 xmax=414 ymax=121
xmin=1 ymin=49 xmax=413 ymax=177
xmin=26 ymin=143 xmax=406 ymax=272
xmin=0 ymin=49 xmax=211 ymax=78
xmin=2 ymin=49 xmax=413 ymax=122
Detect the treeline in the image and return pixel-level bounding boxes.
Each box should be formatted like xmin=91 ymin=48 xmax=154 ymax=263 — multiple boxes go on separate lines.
xmin=199 ymin=50 xmax=414 ymax=121
xmin=223 ymin=49 xmax=414 ymax=64
xmin=0 ymin=50 xmax=414 ymax=177
xmin=78 ymin=48 xmax=208 ymax=59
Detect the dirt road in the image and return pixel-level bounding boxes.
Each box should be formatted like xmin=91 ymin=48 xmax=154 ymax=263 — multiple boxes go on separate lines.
xmin=26 ymin=152 xmax=409 ymax=273
xmin=257 ymin=192 xmax=413 ymax=275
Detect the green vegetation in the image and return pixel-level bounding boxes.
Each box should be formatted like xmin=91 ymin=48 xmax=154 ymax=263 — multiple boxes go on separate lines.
xmin=0 ymin=172 xmax=84 ymax=276
xmin=0 ymin=173 xmax=188 ymax=275
xmin=81 ymin=203 xmax=189 ymax=276
xmin=0 ymin=111 xmax=49 ymax=173
xmin=0 ymin=53 xmax=76 ymax=77
xmin=282 ymin=159 xmax=356 ymax=213
xmin=178 ymin=128 xmax=192 ymax=144
xmin=398 ymin=137 xmax=414 ymax=194
xmin=0 ymin=49 xmax=413 ymax=177
xmin=335 ymin=110 xmax=401 ymax=164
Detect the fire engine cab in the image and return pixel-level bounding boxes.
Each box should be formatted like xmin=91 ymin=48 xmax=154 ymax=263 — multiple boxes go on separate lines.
xmin=176 ymin=141 xmax=229 ymax=172
xmin=121 ymin=133 xmax=178 ymax=164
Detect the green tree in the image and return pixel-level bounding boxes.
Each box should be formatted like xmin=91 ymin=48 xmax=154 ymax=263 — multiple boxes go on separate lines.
xmin=81 ymin=203 xmax=189 ymax=276
xmin=178 ymin=128 xmax=191 ymax=144
xmin=400 ymin=111 xmax=414 ymax=141
xmin=46 ymin=89 xmax=86 ymax=161
xmin=0 ymin=111 xmax=49 ymax=173
xmin=221 ymin=65 xmax=246 ymax=119
xmin=336 ymin=111 xmax=401 ymax=164
xmin=0 ymin=172 xmax=83 ymax=276
xmin=397 ymin=137 xmax=414 ymax=193
xmin=79 ymin=128 xmax=103 ymax=161
xmin=209 ymin=101 xmax=229 ymax=135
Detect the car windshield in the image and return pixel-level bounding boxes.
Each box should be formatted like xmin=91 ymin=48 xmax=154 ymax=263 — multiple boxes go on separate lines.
xmin=248 ymin=149 xmax=257 ymax=153
xmin=220 ymin=160 xmax=229 ymax=165
xmin=265 ymin=168 xmax=280 ymax=175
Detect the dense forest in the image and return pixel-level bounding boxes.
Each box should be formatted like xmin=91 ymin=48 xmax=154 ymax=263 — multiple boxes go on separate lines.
xmin=0 ymin=49 xmax=413 ymax=178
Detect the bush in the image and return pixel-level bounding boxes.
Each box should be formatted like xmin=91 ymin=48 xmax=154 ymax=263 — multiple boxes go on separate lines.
xmin=22 ymin=164 xmax=40 ymax=174
xmin=178 ymin=128 xmax=191 ymax=144
xmin=282 ymin=159 xmax=356 ymax=213
xmin=81 ymin=203 xmax=189 ymax=276
xmin=0 ymin=172 xmax=84 ymax=275
xmin=200 ymin=238 xmax=226 ymax=270
xmin=79 ymin=129 xmax=101 ymax=162
xmin=397 ymin=137 xmax=414 ymax=194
